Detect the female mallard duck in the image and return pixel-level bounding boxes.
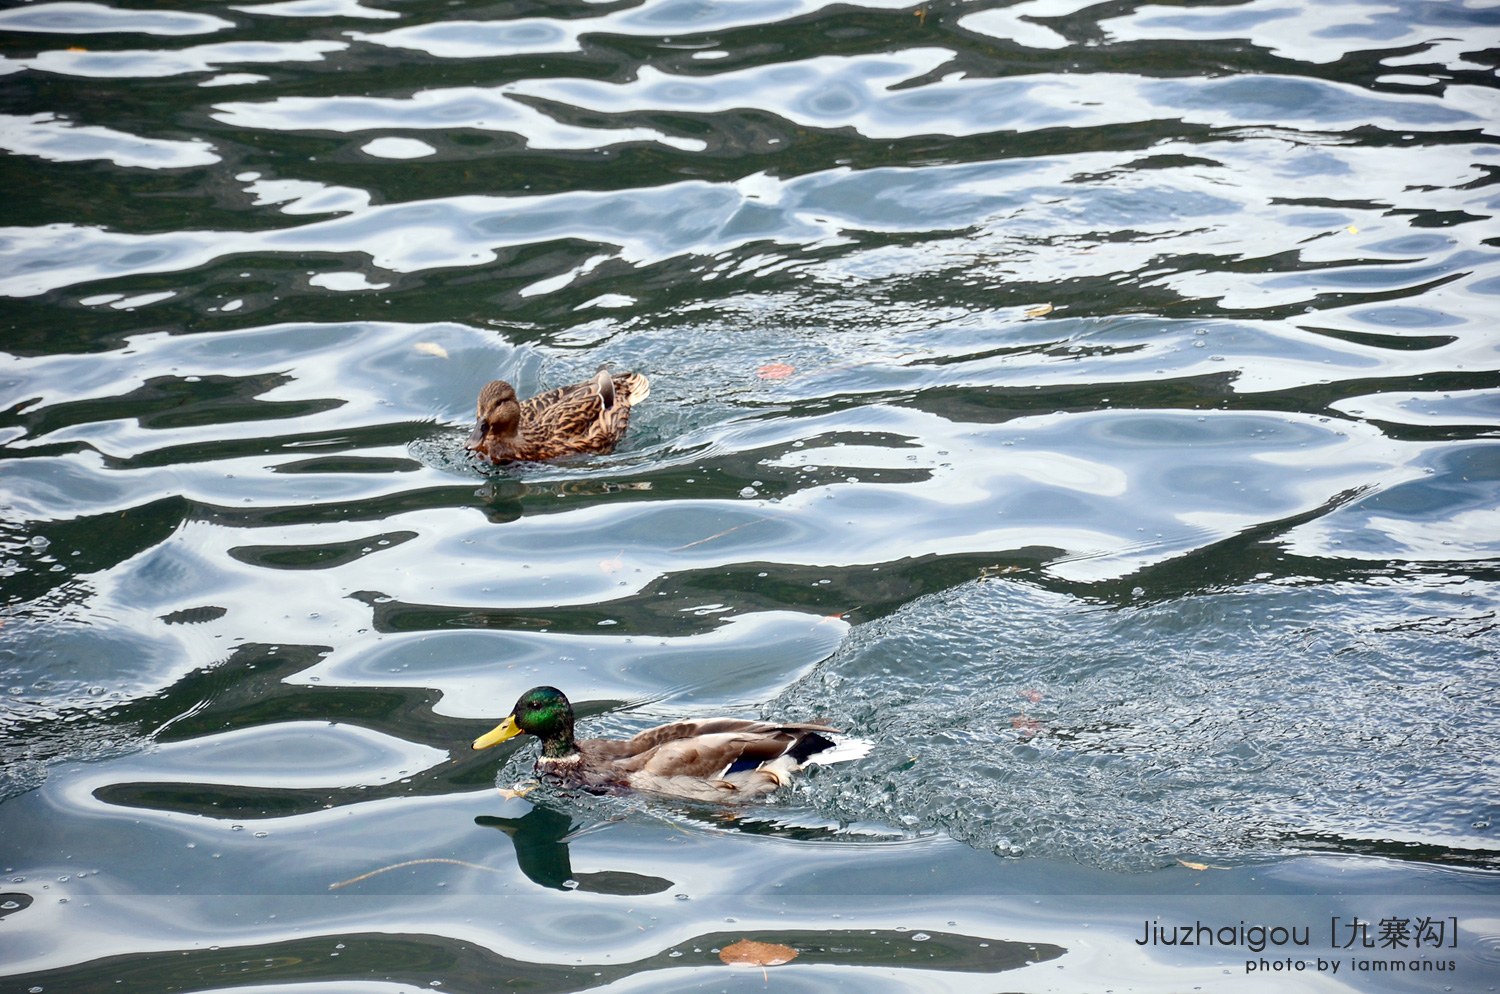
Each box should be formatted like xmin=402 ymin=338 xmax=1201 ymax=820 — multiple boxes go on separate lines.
xmin=466 ymin=367 xmax=649 ymax=463
xmin=473 ymin=686 xmax=869 ymax=802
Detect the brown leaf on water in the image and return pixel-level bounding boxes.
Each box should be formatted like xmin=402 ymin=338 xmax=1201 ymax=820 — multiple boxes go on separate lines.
xmin=1022 ymin=689 xmax=1043 ymax=703
xmin=757 ymin=363 xmax=795 ymax=379
xmin=415 ymin=342 xmax=449 ymax=358
xmin=1025 ymin=303 xmax=1053 ymax=317
xmin=719 ymin=939 xmax=798 ymax=967
xmin=1011 ymin=715 xmax=1041 ymax=735
xmin=66 ymin=47 xmax=88 ymax=52
xmin=1176 ymin=858 xmax=1230 ymax=871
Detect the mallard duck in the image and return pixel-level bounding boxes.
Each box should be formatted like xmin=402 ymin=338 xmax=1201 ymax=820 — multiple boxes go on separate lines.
xmin=466 ymin=367 xmax=649 ymax=463
xmin=473 ymin=686 xmax=869 ymax=802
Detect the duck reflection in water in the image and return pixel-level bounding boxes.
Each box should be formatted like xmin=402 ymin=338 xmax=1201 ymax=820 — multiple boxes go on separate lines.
xmin=476 ymin=802 xmax=673 ymax=894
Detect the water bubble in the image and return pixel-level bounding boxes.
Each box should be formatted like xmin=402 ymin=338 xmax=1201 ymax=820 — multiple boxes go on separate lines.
xmin=913 ymin=933 xmax=931 ymax=941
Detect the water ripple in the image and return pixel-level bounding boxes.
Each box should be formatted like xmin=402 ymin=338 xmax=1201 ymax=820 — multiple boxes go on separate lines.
xmin=2 ymin=0 xmax=1498 ymax=986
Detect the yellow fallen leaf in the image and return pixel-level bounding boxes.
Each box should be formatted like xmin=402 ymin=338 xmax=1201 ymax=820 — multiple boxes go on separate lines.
xmin=66 ymin=46 xmax=87 ymax=52
xmin=1025 ymin=303 xmax=1053 ymax=317
xmin=1176 ymin=858 xmax=1230 ymax=870
xmin=1346 ymin=225 xmax=1359 ymax=234
xmin=497 ymin=781 xmax=538 ymax=800
xmin=719 ymin=939 xmax=797 ymax=967
xmin=415 ymin=342 xmax=449 ymax=358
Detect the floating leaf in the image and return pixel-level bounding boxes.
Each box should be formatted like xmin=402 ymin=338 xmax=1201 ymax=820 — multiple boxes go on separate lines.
xmin=1176 ymin=858 xmax=1230 ymax=870
xmin=720 ymin=939 xmax=798 ymax=967
xmin=1023 ymin=689 xmax=1043 ymax=703
xmin=1025 ymin=303 xmax=1053 ymax=317
xmin=415 ymin=342 xmax=449 ymax=358
xmin=1346 ymin=225 xmax=1359 ymax=234
xmin=329 ymin=857 xmax=501 ymax=890
xmin=66 ymin=46 xmax=87 ymax=52
xmin=757 ymin=363 xmax=795 ymax=379
xmin=1010 ymin=715 xmax=1041 ymax=735
xmin=497 ymin=781 xmax=539 ymax=800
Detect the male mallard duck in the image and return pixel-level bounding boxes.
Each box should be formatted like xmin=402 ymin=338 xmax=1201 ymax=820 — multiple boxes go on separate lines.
xmin=473 ymin=686 xmax=869 ymax=802
xmin=466 ymin=367 xmax=649 ymax=463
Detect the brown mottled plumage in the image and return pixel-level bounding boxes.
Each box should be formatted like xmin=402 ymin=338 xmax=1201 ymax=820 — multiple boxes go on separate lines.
xmin=473 ymin=686 xmax=870 ymax=802
xmin=466 ymin=367 xmax=649 ymax=463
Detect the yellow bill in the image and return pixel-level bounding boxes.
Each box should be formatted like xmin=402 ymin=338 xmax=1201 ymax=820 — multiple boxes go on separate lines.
xmin=473 ymin=715 xmax=523 ymax=750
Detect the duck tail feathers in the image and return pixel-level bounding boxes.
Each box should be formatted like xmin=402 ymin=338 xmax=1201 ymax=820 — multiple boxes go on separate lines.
xmin=800 ymin=735 xmax=874 ymax=767
xmin=614 ymin=372 xmax=649 ymax=406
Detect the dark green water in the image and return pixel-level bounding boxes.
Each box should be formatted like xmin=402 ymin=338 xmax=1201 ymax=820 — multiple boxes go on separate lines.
xmin=2 ymin=0 xmax=1499 ymax=990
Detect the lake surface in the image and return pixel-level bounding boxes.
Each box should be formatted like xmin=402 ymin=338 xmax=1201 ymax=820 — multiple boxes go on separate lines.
xmin=2 ymin=0 xmax=1499 ymax=990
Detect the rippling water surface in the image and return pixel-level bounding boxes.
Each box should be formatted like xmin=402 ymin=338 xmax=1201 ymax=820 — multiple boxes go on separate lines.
xmin=3 ymin=0 xmax=1499 ymax=989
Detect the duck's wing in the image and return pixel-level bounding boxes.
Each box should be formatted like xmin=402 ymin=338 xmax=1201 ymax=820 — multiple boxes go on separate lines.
xmin=603 ymin=718 xmax=836 ymax=757
xmin=519 ymin=380 xmax=602 ymax=429
xmin=617 ymin=723 xmax=839 ymax=777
